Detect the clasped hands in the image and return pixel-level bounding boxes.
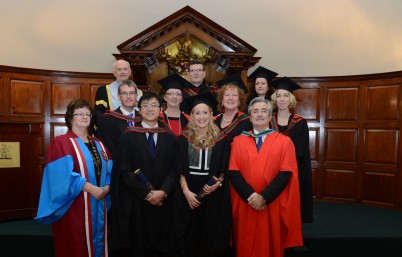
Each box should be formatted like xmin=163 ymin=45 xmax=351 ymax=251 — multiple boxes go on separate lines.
xmin=248 ymin=193 xmax=266 ymax=211
xmin=146 ymin=190 xmax=166 ymax=206
xmin=84 ymin=182 xmax=110 ymax=200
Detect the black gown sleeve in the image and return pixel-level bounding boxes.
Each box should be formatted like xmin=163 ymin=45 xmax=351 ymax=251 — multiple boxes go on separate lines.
xmin=228 ymin=170 xmax=255 ymax=202
xmin=96 ymin=115 xmax=121 ymax=158
xmin=94 ymin=85 xmax=109 ymax=117
xmin=260 ymin=171 xmax=291 ymax=203
xmin=93 ymin=85 xmax=109 ymax=136
xmin=291 ymin=118 xmax=314 ymax=222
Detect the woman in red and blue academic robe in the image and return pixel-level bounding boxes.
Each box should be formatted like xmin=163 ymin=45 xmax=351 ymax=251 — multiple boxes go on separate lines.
xmin=35 ymin=99 xmax=112 ymax=257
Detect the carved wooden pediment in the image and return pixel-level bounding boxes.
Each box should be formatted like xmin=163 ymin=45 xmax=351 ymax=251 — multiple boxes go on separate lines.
xmin=114 ymin=5 xmax=261 ymax=74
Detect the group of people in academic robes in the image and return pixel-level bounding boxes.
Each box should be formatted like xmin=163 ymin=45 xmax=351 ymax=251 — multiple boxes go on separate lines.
xmin=34 ymin=58 xmax=313 ymax=257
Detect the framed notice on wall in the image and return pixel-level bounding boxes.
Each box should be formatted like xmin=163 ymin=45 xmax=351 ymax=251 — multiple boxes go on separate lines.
xmin=0 ymin=142 xmax=20 ymax=168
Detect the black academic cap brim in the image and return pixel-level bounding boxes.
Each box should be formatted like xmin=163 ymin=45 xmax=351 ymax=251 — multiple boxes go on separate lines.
xmin=248 ymin=66 xmax=278 ymax=82
xmin=216 ymin=74 xmax=248 ymax=93
xmin=183 ymin=91 xmax=218 ymax=115
xmin=270 ymin=76 xmax=302 ymax=91
xmin=157 ymin=73 xmax=187 ymax=91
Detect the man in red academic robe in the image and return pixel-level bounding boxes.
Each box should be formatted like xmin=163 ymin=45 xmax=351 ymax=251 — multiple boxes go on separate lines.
xmin=229 ymin=97 xmax=303 ymax=257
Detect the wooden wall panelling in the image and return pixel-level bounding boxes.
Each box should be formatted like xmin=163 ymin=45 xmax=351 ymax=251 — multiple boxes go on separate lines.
xmin=323 ymin=169 xmax=357 ymax=201
xmin=0 ymin=74 xmax=3 ymax=117
xmin=44 ymin=76 xmax=113 ymax=153
xmin=362 ymin=171 xmax=397 ymax=206
xmin=90 ymin=84 xmax=103 ymax=106
xmin=295 ymin=88 xmax=320 ymax=121
xmin=312 ymin=168 xmax=318 ymax=198
xmin=326 ymin=87 xmax=359 ymax=121
xmin=364 ymin=78 xmax=401 ymax=207
xmin=9 ymin=78 xmax=46 ymax=123
xmin=51 ymin=123 xmax=69 ymax=140
xmin=322 ymin=83 xmax=361 ymax=201
xmin=0 ymin=123 xmax=41 ymax=220
xmin=29 ymin=124 xmax=43 ymax=217
xmin=323 ymin=128 xmax=358 ymax=200
xmin=325 ymin=129 xmax=358 ymax=163
xmin=364 ymin=129 xmax=399 ymax=165
xmin=309 ymin=128 xmax=319 ymax=198
xmin=51 ymin=82 xmax=83 ymax=116
xmin=0 ymin=66 xmax=114 ymax=221
xmin=366 ymin=84 xmax=400 ymax=121
xmin=293 ymin=82 xmax=321 ymax=198
xmin=309 ymin=128 xmax=319 ymax=162
xmin=315 ymin=82 xmax=326 ymax=199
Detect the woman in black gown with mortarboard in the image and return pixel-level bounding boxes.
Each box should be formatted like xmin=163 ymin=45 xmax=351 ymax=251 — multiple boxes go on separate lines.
xmin=270 ymin=76 xmax=314 ymax=223
xmin=157 ymin=73 xmax=188 ymax=137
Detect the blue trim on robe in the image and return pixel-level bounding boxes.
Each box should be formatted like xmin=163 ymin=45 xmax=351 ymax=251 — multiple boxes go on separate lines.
xmin=34 ymin=154 xmax=87 ymax=224
xmin=35 ymin=135 xmax=113 ymax=257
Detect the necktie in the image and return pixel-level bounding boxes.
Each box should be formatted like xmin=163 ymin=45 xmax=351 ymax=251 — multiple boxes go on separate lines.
xmin=127 ymin=113 xmax=134 ymax=126
xmin=256 ymin=136 xmax=263 ymax=152
xmin=148 ymin=132 xmax=155 ymax=158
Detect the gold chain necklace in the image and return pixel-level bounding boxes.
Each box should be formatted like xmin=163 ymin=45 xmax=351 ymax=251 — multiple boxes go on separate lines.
xmin=87 ymin=137 xmax=102 ymax=177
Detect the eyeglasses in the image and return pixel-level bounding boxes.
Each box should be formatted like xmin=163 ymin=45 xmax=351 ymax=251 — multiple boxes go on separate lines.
xmin=140 ymin=104 xmax=160 ymax=110
xmin=165 ymin=92 xmax=183 ymax=97
xmin=73 ymin=113 xmax=92 ymax=118
xmin=119 ymin=91 xmax=136 ymax=96
xmin=189 ymin=69 xmax=204 ymax=73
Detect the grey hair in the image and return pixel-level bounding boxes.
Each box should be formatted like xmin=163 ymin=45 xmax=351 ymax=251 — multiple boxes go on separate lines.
xmin=247 ymin=97 xmax=273 ymax=116
xmin=112 ymin=59 xmax=130 ymax=70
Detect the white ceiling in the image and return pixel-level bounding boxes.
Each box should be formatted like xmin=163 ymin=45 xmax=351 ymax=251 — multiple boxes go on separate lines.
xmin=1 ymin=0 xmax=401 ymax=76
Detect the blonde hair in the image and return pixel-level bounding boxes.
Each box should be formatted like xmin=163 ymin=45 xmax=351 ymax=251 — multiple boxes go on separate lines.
xmin=271 ymin=90 xmax=297 ymax=110
xmin=187 ymin=107 xmax=220 ymax=148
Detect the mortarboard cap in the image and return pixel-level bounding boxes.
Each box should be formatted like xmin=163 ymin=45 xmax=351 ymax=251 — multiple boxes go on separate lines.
xmin=270 ymin=77 xmax=302 ymax=92
xmin=248 ymin=66 xmax=278 ymax=82
xmin=157 ymin=73 xmax=187 ymax=91
xmin=216 ymin=74 xmax=249 ymax=93
xmin=183 ymin=91 xmax=218 ymax=115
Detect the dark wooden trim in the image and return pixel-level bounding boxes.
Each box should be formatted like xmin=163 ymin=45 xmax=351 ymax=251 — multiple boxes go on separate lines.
xmin=0 ymin=65 xmax=114 ymax=79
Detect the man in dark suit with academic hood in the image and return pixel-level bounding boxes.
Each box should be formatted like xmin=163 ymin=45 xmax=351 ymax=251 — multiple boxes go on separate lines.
xmin=96 ymin=79 xmax=139 ymax=158
xmin=93 ymin=60 xmax=143 ymax=134
xmin=110 ymin=92 xmax=177 ymax=257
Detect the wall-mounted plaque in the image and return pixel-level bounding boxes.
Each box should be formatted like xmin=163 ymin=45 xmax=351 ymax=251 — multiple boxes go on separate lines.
xmin=0 ymin=142 xmax=20 ymax=168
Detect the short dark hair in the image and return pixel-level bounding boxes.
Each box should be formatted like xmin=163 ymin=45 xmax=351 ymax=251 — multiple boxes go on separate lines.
xmin=138 ymin=92 xmax=162 ymax=108
xmin=65 ymin=99 xmax=94 ymax=129
xmin=188 ymin=59 xmax=205 ymax=69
